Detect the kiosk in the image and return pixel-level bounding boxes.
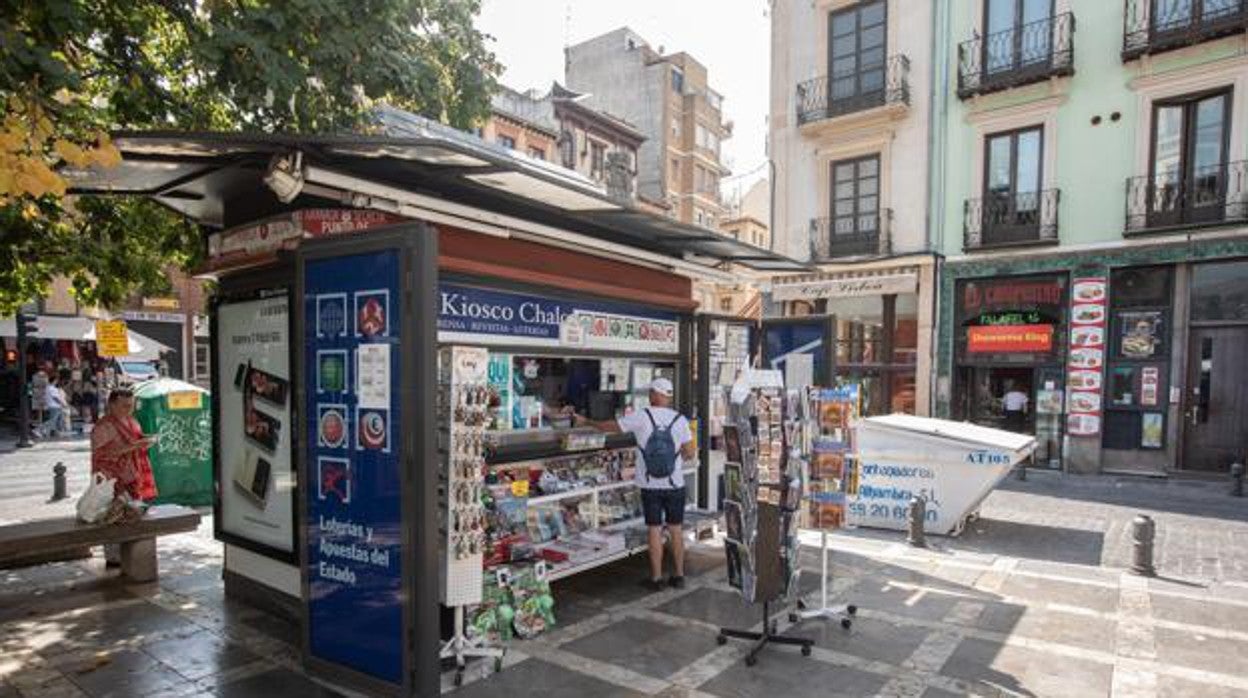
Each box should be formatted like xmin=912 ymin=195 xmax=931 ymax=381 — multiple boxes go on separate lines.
xmin=65 ymin=121 xmax=805 ymax=696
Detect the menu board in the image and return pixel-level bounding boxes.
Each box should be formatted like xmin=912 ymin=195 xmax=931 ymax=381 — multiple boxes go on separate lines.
xmin=215 ymin=293 xmax=295 ymax=556
xmin=1067 ymin=277 xmax=1107 ymax=436
xmin=304 ymin=250 xmax=405 ymax=686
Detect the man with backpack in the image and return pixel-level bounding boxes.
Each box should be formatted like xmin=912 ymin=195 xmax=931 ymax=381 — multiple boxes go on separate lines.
xmin=576 ymin=377 xmax=695 ymax=591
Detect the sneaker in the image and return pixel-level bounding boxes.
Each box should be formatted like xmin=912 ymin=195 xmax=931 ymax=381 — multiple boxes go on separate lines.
xmin=641 ymin=578 xmax=665 ymax=592
xmin=669 ymin=576 xmax=686 ymax=590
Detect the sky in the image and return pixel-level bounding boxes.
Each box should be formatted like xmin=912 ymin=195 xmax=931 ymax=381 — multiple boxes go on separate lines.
xmin=476 ymin=0 xmax=771 ymax=200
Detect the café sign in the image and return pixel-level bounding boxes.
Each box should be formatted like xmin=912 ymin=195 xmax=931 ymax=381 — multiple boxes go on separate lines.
xmin=772 ymin=273 xmax=917 ymax=302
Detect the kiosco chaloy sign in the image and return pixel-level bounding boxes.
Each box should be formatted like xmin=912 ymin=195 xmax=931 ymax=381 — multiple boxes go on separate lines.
xmin=437 ymin=283 xmax=680 ymax=355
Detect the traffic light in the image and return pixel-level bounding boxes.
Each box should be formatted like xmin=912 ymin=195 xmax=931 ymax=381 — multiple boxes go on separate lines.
xmin=16 ymin=313 xmax=38 ymax=339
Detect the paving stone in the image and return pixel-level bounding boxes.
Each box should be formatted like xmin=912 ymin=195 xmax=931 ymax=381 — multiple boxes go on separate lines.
xmin=1155 ymin=675 xmax=1248 ymax=698
xmin=562 ymin=616 xmax=714 ymax=680
xmin=918 ymin=688 xmax=963 ymax=698
xmin=27 ymin=602 xmax=200 ymax=657
xmin=449 ymin=658 xmax=646 ymax=698
xmin=699 ymin=647 xmax=888 ymax=698
xmin=213 ymin=667 xmax=343 ymax=697
xmin=54 ymin=648 xmax=185 ymax=698
xmin=1149 ymin=593 xmax=1248 ymax=633
xmin=939 ymin=636 xmax=1112 ymax=697
xmin=653 ymin=587 xmax=757 ymax=629
xmin=786 ymin=615 xmax=929 ymax=666
xmin=996 ymin=574 xmax=1120 ymax=614
xmin=141 ymin=630 xmax=259 ymax=681
xmin=1152 ymin=626 xmax=1248 ymax=677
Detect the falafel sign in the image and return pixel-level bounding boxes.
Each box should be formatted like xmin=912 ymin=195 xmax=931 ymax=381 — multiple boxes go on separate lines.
xmin=437 ymin=283 xmax=680 ymax=355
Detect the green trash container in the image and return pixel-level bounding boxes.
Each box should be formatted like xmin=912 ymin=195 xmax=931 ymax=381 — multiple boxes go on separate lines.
xmin=132 ymin=378 xmax=213 ymax=506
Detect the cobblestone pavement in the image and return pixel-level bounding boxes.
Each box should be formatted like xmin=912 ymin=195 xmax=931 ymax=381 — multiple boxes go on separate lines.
xmin=3 ymin=439 xmax=1248 ymax=697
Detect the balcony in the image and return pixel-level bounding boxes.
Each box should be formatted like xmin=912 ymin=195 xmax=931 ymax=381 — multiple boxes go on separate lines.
xmin=963 ymin=189 xmax=1060 ymax=251
xmin=796 ymin=56 xmax=910 ymax=127
xmin=1123 ymin=0 xmax=1248 ymax=60
xmin=957 ymin=13 xmax=1075 ymax=99
xmin=809 ymin=211 xmax=892 ymax=262
xmin=1125 ymin=160 xmax=1248 ymax=235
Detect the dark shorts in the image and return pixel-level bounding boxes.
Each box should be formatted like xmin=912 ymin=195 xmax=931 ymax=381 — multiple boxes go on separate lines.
xmin=641 ymin=487 xmax=686 ymax=526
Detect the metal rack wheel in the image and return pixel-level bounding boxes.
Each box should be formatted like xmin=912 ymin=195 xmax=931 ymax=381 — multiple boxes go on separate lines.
xmin=801 ymin=645 xmax=812 ymax=657
xmin=847 ymin=605 xmax=857 ymax=615
xmin=788 ymin=612 xmax=798 ymax=623
xmin=716 ymin=634 xmax=727 ymax=646
xmin=841 ymin=618 xmax=852 ymax=629
xmin=745 ymin=654 xmax=757 ymax=667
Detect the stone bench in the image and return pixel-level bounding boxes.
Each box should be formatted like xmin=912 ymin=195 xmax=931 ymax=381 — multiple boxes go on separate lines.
xmin=0 ymin=505 xmax=202 ymax=582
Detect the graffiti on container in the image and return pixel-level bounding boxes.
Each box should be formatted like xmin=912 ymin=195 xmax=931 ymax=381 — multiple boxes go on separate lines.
xmin=156 ymin=413 xmax=212 ymax=462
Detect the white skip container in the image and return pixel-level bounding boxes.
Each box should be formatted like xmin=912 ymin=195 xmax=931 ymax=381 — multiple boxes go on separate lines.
xmin=848 ymin=415 xmax=1036 ymax=536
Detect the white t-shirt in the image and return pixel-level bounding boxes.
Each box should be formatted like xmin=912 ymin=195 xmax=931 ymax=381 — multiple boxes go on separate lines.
xmin=45 ymin=385 xmax=69 ymax=410
xmin=1003 ymin=390 xmax=1029 ymax=412
xmin=617 ymin=407 xmax=693 ymax=490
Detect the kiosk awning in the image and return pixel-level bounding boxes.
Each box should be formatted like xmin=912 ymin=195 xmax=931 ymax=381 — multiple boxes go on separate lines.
xmin=61 ymin=114 xmax=808 ymax=276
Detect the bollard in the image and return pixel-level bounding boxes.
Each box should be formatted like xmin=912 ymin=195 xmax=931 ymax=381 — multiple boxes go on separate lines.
xmin=907 ymin=496 xmax=926 ymax=548
xmin=1017 ymin=462 xmax=1027 ymax=481
xmin=52 ymin=462 xmax=67 ymax=501
xmin=1130 ymin=514 xmax=1155 ymax=577
xmin=1231 ymin=462 xmax=1244 ymax=498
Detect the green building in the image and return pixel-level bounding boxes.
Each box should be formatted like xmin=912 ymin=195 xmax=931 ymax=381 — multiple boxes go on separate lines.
xmin=929 ymin=0 xmax=1248 ymax=474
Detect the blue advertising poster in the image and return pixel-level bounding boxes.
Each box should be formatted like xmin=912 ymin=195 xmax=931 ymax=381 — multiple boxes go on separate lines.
xmin=304 ymin=250 xmax=404 ymax=685
xmin=763 ymin=320 xmax=829 ymax=385
xmin=438 ymin=282 xmax=680 ymax=354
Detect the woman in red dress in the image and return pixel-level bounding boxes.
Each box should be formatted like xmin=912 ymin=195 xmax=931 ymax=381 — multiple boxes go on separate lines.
xmin=90 ymin=389 xmax=158 ymax=501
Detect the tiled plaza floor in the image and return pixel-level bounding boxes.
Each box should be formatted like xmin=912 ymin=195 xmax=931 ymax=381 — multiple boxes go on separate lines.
xmin=4 ymin=439 xmax=1248 ymax=697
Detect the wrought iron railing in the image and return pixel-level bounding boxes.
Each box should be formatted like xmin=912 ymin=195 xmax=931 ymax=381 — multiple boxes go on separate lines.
xmin=957 ymin=13 xmax=1075 ymax=98
xmin=1125 ymin=160 xmax=1248 ymax=234
xmin=964 ymin=189 xmax=1060 ymax=250
xmin=809 ymin=210 xmax=892 ymax=261
xmin=1123 ymin=0 xmax=1248 ymax=59
xmin=796 ymin=55 xmax=910 ymax=126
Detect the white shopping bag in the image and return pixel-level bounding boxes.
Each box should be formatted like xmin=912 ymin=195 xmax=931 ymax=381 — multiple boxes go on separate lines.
xmin=76 ymin=473 xmax=117 ymax=524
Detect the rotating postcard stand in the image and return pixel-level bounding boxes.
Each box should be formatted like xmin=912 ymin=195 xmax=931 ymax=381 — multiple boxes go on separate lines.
xmin=716 ymin=375 xmax=813 ymax=665
xmin=792 ymin=386 xmax=862 ymax=628
xmin=438 ymin=346 xmax=505 ymax=686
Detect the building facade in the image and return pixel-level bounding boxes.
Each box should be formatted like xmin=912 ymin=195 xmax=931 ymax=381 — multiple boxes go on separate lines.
xmin=768 ymin=0 xmax=939 ymax=416
xmin=483 ymin=86 xmax=561 ymax=162
xmin=565 ymin=28 xmax=733 ymax=227
xmin=931 ymin=1 xmax=1248 ymax=474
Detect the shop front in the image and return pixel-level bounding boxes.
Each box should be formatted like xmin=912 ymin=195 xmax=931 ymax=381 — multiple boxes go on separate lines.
xmin=952 ymin=274 xmax=1068 ymax=469
xmin=66 ymin=128 xmax=805 ymax=696
xmin=936 ymin=239 xmax=1248 ymax=476
xmin=767 ymin=256 xmax=937 ymax=417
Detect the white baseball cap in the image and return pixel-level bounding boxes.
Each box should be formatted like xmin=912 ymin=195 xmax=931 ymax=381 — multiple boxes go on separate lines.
xmin=649 ymin=377 xmax=674 ymax=396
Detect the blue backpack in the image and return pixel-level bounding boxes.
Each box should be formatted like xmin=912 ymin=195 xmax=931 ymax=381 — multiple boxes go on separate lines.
xmin=642 ymin=409 xmax=682 ymax=483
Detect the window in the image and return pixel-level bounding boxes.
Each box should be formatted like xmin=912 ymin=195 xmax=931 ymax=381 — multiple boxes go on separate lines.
xmin=528 ymin=146 xmax=546 ymax=161
xmin=497 ymin=134 xmax=516 ymax=149
xmin=559 ymin=131 xmax=576 ymax=168
xmin=670 ymin=157 xmax=680 ymax=184
xmin=193 ymin=341 xmax=210 ymax=382
xmin=828 ymin=0 xmax=887 ymax=109
xmin=984 ymin=0 xmax=1054 ymax=76
xmin=671 ymin=115 xmax=681 ymax=138
xmin=1104 ymin=266 xmax=1175 ymax=450
xmin=982 ymin=126 xmax=1043 ymax=243
xmin=720 ymin=297 xmax=734 ymax=312
xmin=590 ymin=142 xmax=606 ymax=181
xmin=828 ymin=155 xmax=880 ymax=239
xmin=671 ymin=67 xmax=684 ymax=94
xmin=1191 ymin=260 xmax=1248 ymax=322
xmin=1147 ymin=89 xmax=1231 ymax=227
xmin=1150 ymin=0 xmax=1244 ymax=37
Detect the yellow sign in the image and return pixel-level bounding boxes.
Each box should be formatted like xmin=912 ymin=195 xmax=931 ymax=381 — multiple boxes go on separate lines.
xmin=143 ymin=297 xmax=181 ymax=310
xmin=94 ymin=320 xmax=130 ymax=357
xmin=167 ymin=391 xmax=203 ymax=410
xmin=510 ymin=480 xmax=530 ymax=498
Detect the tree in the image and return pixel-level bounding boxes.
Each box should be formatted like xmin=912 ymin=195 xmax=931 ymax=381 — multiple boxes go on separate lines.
xmin=0 ymin=0 xmax=499 ymax=313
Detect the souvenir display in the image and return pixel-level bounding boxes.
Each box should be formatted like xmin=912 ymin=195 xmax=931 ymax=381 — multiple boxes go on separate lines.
xmin=716 ymin=374 xmax=815 ymax=663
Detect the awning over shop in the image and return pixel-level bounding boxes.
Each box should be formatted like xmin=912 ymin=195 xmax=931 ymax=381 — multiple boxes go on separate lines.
xmin=59 ymin=109 xmax=809 ymax=276
xmin=0 ymin=315 xmax=173 ymax=358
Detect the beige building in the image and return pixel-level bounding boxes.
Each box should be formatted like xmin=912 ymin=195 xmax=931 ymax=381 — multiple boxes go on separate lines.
xmin=565 ymin=28 xmax=732 ymax=227
xmin=483 ymin=86 xmax=560 ymax=162
xmin=768 ymin=0 xmax=938 ymax=416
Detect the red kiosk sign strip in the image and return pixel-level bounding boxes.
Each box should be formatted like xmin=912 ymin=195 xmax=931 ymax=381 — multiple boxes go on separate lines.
xmin=1066 ymin=277 xmax=1108 ymax=436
